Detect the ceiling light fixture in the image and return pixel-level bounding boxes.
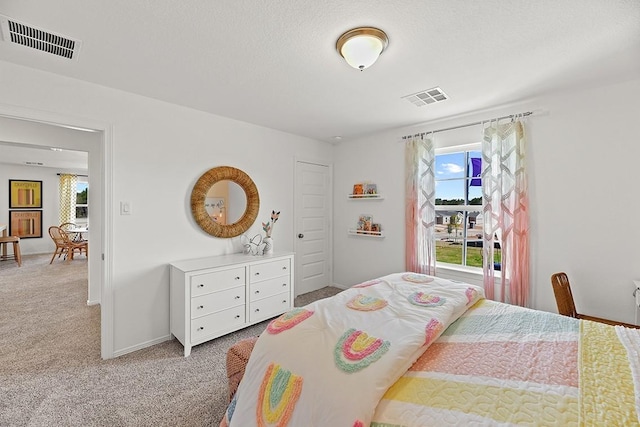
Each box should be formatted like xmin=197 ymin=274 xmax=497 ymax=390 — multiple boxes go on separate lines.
xmin=336 ymin=27 xmax=388 ymax=71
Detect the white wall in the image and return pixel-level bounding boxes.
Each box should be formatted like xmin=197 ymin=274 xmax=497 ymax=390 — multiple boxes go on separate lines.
xmin=0 ymin=60 xmax=333 ymax=356
xmin=334 ymin=77 xmax=640 ymax=325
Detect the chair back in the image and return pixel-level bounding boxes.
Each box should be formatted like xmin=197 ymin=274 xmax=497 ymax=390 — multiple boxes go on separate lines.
xmin=551 ymin=272 xmax=579 ymax=318
xmin=59 ymin=222 xmax=77 ymax=232
xmin=49 ymin=226 xmax=67 ymax=245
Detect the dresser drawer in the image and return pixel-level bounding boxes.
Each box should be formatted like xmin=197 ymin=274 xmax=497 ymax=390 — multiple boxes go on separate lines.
xmin=249 ymin=259 xmax=290 ymax=283
xmin=249 ymin=276 xmax=290 ymax=302
xmin=250 ymin=292 xmax=291 ymax=322
xmin=191 ymin=285 xmax=245 ymax=319
xmin=191 ymin=306 xmax=246 ymax=339
xmin=191 ymin=267 xmax=245 ymax=297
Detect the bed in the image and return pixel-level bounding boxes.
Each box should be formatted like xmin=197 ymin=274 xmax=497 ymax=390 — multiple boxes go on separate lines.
xmin=221 ymin=272 xmax=640 ymax=426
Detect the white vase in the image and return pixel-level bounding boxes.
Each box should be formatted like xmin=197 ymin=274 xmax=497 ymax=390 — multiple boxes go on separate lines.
xmin=262 ymin=237 xmax=273 ymax=255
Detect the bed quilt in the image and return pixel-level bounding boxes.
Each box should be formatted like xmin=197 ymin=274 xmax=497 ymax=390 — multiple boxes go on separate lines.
xmin=372 ymin=299 xmax=640 ymax=426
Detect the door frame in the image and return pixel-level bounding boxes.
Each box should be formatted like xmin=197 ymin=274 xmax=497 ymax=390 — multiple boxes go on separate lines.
xmin=0 ymin=103 xmax=114 ymax=359
xmin=293 ymin=157 xmax=333 ymax=296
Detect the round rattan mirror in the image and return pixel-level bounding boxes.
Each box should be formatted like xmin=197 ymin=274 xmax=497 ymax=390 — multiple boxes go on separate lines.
xmin=191 ymin=166 xmax=259 ymax=238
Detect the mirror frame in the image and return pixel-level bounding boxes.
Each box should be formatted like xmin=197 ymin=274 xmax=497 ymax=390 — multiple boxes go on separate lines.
xmin=191 ymin=166 xmax=259 ymax=238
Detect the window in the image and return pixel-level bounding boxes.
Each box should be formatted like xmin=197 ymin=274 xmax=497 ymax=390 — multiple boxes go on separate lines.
xmin=434 ymin=145 xmax=499 ymax=269
xmin=76 ymin=178 xmax=88 ymax=224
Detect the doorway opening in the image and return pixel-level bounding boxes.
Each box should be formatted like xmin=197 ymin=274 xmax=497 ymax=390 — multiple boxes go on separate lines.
xmin=0 ymin=110 xmax=112 ymax=358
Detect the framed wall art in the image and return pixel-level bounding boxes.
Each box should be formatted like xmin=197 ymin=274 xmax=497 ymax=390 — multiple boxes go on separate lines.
xmin=9 ymin=179 xmax=43 ymax=208
xmin=9 ymin=210 xmax=43 ymax=239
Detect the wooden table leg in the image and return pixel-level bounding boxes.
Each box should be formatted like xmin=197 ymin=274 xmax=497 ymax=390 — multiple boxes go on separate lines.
xmin=1 ymin=227 xmax=6 ymax=259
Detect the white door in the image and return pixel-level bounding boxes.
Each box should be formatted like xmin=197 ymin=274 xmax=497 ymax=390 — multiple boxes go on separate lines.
xmin=294 ymin=160 xmax=332 ymax=296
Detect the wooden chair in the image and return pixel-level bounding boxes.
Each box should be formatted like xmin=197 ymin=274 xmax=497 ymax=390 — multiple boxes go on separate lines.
xmin=59 ymin=222 xmax=76 ymax=231
xmin=59 ymin=222 xmax=87 ymax=242
xmin=551 ymin=272 xmax=639 ymax=328
xmin=48 ymin=226 xmax=88 ymax=264
xmin=0 ymin=235 xmax=22 ymax=267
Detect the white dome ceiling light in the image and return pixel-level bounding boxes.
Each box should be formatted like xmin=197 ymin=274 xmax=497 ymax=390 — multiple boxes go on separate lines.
xmin=336 ymin=27 xmax=389 ymax=71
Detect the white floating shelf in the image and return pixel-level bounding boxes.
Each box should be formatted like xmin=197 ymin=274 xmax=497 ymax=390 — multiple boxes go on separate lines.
xmin=347 ymin=194 xmax=384 ymax=200
xmin=347 ymin=229 xmax=385 ymax=238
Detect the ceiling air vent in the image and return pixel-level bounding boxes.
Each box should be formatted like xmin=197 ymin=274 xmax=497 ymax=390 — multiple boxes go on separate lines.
xmin=402 ymin=87 xmax=448 ymax=107
xmin=0 ymin=15 xmax=81 ymax=60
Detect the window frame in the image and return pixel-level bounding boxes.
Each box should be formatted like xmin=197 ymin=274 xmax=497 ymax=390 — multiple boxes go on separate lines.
xmin=75 ymin=177 xmax=89 ymax=225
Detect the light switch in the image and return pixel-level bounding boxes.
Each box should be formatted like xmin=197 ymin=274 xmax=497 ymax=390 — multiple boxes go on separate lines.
xmin=120 ymin=201 xmax=132 ymax=215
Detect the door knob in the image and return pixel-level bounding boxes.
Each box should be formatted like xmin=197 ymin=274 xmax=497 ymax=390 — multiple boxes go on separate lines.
xmin=298 ymin=233 xmax=304 ymax=238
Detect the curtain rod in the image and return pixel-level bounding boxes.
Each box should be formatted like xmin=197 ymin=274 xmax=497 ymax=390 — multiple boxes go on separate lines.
xmin=401 ymin=110 xmax=533 ymax=140
xmin=57 ymin=173 xmax=88 ymax=177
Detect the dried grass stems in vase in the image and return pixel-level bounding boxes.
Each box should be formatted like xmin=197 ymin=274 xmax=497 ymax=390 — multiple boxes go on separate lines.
xmin=261 ymin=210 xmax=280 ymax=255
xmin=262 ymin=210 xmax=280 ymax=238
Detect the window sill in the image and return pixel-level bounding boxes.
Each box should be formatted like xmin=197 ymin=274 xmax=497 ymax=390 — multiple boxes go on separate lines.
xmin=437 ymin=263 xmax=502 ymax=278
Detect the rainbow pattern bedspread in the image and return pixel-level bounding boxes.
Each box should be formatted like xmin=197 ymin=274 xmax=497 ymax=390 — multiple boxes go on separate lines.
xmin=224 ymin=273 xmax=484 ymax=427
xmin=372 ymin=299 xmax=640 ymax=426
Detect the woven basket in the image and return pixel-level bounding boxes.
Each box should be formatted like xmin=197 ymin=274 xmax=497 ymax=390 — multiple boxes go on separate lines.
xmin=226 ymin=336 xmax=258 ymax=402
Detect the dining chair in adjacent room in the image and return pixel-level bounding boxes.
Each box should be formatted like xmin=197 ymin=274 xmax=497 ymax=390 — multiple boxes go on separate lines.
xmin=59 ymin=222 xmax=77 ymax=231
xmin=49 ymin=226 xmax=89 ymax=264
xmin=59 ymin=222 xmax=86 ymax=242
xmin=49 ymin=226 xmax=69 ymax=263
xmin=65 ymin=230 xmax=88 ymax=260
xmin=551 ymin=272 xmax=639 ymax=328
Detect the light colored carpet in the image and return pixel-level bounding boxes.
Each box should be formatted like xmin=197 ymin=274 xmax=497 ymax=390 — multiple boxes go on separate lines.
xmin=0 ymin=253 xmax=342 ymax=426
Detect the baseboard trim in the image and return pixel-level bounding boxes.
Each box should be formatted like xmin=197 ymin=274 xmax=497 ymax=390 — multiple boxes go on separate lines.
xmin=332 ymin=283 xmax=349 ymax=290
xmin=112 ymin=334 xmax=171 ymax=358
xmin=87 ymin=299 xmax=100 ymax=306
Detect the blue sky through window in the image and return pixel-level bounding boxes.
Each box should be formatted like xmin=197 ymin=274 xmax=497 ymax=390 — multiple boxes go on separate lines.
xmin=435 ymin=151 xmax=481 ymax=201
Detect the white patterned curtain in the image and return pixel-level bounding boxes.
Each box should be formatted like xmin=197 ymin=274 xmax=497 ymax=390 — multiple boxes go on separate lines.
xmin=59 ymin=174 xmax=78 ymax=225
xmin=405 ymin=134 xmax=436 ymax=275
xmin=481 ymin=117 xmax=530 ymax=306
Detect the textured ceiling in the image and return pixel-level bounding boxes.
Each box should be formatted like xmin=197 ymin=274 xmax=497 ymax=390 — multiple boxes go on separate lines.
xmin=0 ymin=0 xmax=639 ymax=144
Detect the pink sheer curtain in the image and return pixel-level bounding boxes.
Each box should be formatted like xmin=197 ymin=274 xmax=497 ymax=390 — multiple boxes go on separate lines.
xmin=481 ymin=118 xmax=530 ymax=306
xmin=405 ymin=134 xmax=436 ymax=275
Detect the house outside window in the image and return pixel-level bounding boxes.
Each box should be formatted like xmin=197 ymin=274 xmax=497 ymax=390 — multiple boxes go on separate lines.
xmin=435 ymin=144 xmax=499 ymax=269
xmin=76 ymin=178 xmax=88 ymax=225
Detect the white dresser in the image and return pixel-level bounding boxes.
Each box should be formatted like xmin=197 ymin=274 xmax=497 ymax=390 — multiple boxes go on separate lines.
xmin=170 ymin=251 xmax=294 ymax=356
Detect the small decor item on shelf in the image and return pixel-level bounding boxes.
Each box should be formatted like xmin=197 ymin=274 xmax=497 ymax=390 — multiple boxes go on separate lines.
xmin=352 ymin=183 xmax=364 ymax=197
xmin=371 ymin=223 xmax=381 ymax=235
xmin=364 ymin=183 xmax=377 ymax=196
xmin=357 ymin=214 xmax=373 ymax=233
xmin=261 ymin=210 xmax=280 ymax=255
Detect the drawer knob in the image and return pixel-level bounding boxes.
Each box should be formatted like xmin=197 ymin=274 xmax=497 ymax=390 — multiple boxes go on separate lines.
xmin=197 ymin=284 xmax=204 ymax=288
xmin=255 ymin=290 xmax=260 ymax=294
xmin=282 ymin=266 xmax=287 ymax=270
xmin=282 ymin=283 xmax=287 ymax=287
xmin=235 ymin=276 xmax=240 ymax=280
xmin=282 ymin=300 xmax=287 ymax=303
xmin=255 ymin=272 xmax=260 ymax=276
xmin=235 ymin=315 xmax=240 ymax=319
xmin=235 ymin=295 xmax=241 ymax=299
xmin=255 ymin=308 xmax=260 ymax=312
xmin=197 ymin=326 xmax=204 ymax=331
xmin=197 ymin=305 xmax=204 ymax=309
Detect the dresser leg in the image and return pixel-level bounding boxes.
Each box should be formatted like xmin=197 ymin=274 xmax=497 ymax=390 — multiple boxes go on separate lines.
xmin=184 ymin=345 xmax=192 ymax=357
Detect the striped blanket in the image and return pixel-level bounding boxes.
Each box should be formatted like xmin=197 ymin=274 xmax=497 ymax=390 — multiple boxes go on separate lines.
xmin=372 ymin=299 xmax=640 ymax=426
